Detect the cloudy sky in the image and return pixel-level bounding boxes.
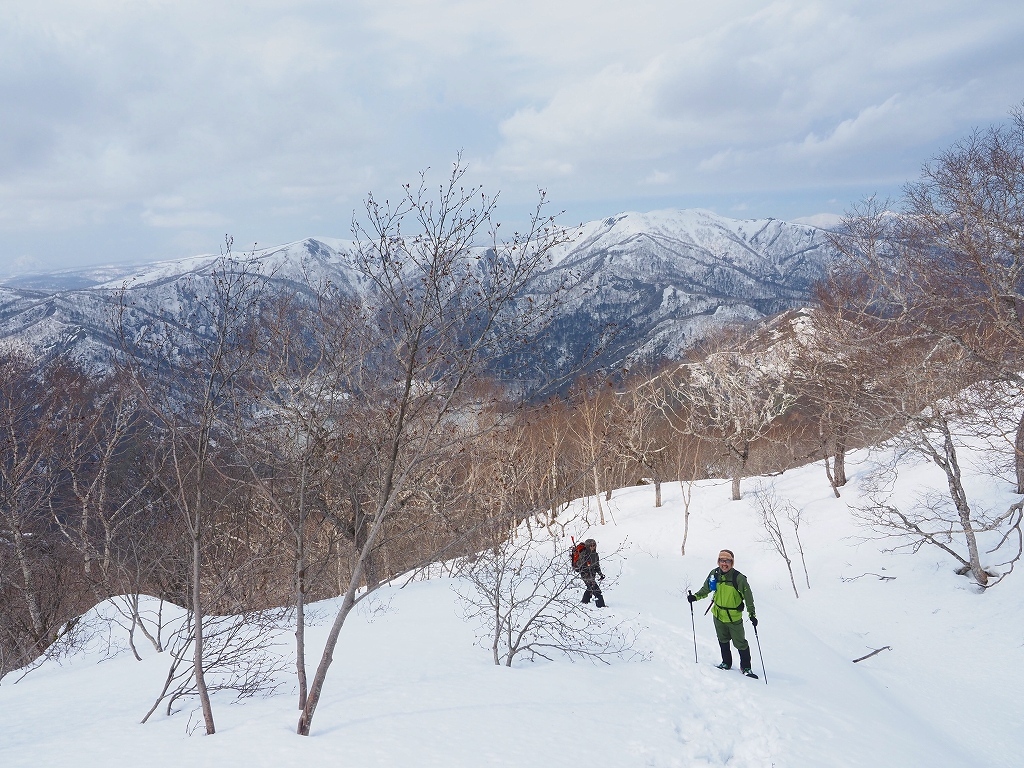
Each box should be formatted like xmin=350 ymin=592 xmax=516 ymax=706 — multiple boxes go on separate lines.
xmin=2 ymin=0 xmax=1023 ymax=274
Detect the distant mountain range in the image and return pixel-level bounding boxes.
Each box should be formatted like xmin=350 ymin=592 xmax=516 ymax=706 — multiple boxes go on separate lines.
xmin=0 ymin=209 xmax=836 ymax=383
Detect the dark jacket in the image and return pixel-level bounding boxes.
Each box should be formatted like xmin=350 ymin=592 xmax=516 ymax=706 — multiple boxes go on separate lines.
xmin=578 ymin=549 xmax=604 ymax=580
xmin=693 ymin=567 xmax=755 ymax=623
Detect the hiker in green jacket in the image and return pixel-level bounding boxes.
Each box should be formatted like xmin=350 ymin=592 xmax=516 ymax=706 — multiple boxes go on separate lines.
xmin=688 ymin=549 xmax=759 ymax=676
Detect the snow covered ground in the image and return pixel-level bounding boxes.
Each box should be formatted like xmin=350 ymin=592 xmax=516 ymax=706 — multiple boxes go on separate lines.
xmin=2 ymin=445 xmax=1021 ymax=767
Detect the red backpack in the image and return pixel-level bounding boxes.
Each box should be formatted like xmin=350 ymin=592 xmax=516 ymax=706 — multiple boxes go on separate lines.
xmin=570 ymin=541 xmax=587 ymax=571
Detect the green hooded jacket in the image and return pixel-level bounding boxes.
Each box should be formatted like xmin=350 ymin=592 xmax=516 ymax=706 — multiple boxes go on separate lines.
xmin=693 ymin=567 xmax=755 ymax=624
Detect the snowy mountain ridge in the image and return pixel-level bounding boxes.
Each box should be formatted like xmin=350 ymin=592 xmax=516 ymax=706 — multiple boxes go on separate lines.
xmin=0 ymin=209 xmax=836 ymax=375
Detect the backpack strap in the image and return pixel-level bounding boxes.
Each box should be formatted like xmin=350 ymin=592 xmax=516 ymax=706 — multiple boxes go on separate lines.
xmin=713 ymin=570 xmax=745 ymax=620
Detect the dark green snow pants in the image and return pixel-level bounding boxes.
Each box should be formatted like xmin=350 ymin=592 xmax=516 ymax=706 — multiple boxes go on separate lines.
xmin=713 ymin=617 xmax=749 ymax=651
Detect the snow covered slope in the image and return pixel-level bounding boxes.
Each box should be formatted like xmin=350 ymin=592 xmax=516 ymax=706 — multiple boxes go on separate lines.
xmin=1 ymin=441 xmax=1019 ymax=768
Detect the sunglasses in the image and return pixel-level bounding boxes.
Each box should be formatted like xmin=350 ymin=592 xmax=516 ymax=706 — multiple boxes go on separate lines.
xmin=718 ymin=558 xmax=734 ymax=563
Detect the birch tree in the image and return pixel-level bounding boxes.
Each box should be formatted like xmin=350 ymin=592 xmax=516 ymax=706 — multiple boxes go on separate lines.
xmin=0 ymin=354 xmax=85 ymax=667
xmin=648 ymin=330 xmax=795 ymax=501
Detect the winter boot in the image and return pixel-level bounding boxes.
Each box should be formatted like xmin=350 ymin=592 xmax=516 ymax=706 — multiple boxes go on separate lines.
xmin=716 ymin=643 xmax=733 ymax=670
xmin=739 ymin=648 xmax=757 ymax=677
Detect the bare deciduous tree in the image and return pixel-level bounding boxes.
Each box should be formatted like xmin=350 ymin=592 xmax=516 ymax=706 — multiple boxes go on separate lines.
xmin=117 ymin=246 xmax=270 ymax=734
xmin=297 ymin=161 xmax=573 ymax=735
xmin=567 ymin=379 xmax=618 ymax=523
xmin=787 ymin=308 xmax=889 ymax=495
xmin=647 ymin=329 xmax=795 ymax=500
xmin=0 ymin=354 xmax=91 ymax=672
xmin=752 ymin=483 xmax=801 ymax=598
xmin=820 ymin=108 xmax=1024 ymax=587
xmin=856 ymin=404 xmax=1024 ymax=588
xmin=613 ymin=384 xmax=671 ymax=507
xmin=454 ymin=527 xmax=640 ymax=666
xmin=221 ymin=283 xmax=364 ymax=712
xmin=827 ymin=107 xmax=1024 ymax=491
xmin=787 ymin=498 xmax=810 ymax=591
xmin=674 ymin=437 xmax=706 ymax=556
xmin=141 ymin=606 xmax=287 ymax=725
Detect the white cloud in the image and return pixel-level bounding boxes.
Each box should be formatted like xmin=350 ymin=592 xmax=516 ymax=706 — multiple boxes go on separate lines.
xmin=1 ymin=0 xmax=1023 ymax=269
xmin=489 ymin=1 xmax=1024 ymax=192
xmin=643 ymin=170 xmax=673 ymax=186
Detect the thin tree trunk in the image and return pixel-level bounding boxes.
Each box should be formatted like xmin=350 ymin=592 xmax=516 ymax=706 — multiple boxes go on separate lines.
xmin=822 ymin=449 xmax=841 ymax=498
xmin=679 ymin=479 xmax=692 ymax=556
xmin=13 ymin=528 xmax=46 ymax=648
xmin=491 ymin=577 xmax=502 ymax=666
xmin=592 ymin=464 xmax=605 ymax=524
xmin=834 ymin=432 xmax=848 ymax=487
xmin=352 ymin=490 xmax=379 ymax=590
xmin=127 ymin=614 xmax=143 ymax=661
xmin=1015 ymin=409 xmax=1024 ymax=494
xmin=792 ymin=520 xmax=810 ymax=590
xmin=730 ymin=444 xmax=748 ymax=501
xmin=295 ymin=462 xmax=309 ymax=710
xmin=548 ymin=448 xmax=559 ymax=522
xmin=938 ymin=423 xmax=988 ymax=586
xmin=189 ymin=433 xmax=215 ymax=733
xmin=191 ymin=527 xmax=216 ymax=734
xmin=295 ymin=563 xmax=307 ymax=710
xmin=298 ymin=587 xmax=358 ymax=735
xmin=141 ymin=656 xmax=181 ymax=724
xmin=785 ymin=555 xmax=799 ymax=599
xmin=132 ymin=593 xmax=163 ymax=652
xmin=299 ymin=348 xmax=417 ymax=736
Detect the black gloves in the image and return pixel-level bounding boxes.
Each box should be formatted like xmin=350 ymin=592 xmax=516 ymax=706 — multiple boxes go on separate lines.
xmin=750 ymin=616 xmax=758 ymax=627
xmin=686 ymin=593 xmax=696 ymax=603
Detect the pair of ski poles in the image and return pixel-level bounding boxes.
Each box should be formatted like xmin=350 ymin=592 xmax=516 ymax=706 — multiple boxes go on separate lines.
xmin=687 ymin=589 xmax=767 ymax=684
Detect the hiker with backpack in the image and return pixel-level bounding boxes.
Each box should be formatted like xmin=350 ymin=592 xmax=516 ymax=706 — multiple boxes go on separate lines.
xmin=687 ymin=549 xmax=759 ymax=678
xmin=573 ymin=538 xmax=607 ymax=607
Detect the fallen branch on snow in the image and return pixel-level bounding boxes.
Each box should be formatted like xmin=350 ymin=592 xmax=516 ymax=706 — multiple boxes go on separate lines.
xmin=852 ymin=646 xmax=892 ymax=663
xmin=841 ymin=573 xmax=896 ymax=582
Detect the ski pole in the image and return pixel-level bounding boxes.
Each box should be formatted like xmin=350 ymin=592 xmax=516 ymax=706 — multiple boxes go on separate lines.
xmin=753 ymin=623 xmax=767 ymax=685
xmin=687 ymin=590 xmax=697 ymax=663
